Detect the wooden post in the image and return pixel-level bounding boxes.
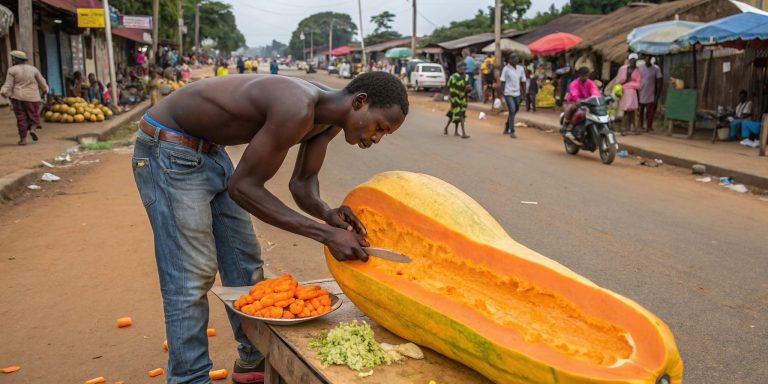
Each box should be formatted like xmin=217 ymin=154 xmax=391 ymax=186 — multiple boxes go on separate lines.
xmin=151 ymin=0 xmax=159 ymax=62
xmin=194 ymin=1 xmax=200 ymax=54
xmin=494 ymin=0 xmax=501 ymax=66
xmin=177 ymin=0 xmax=183 ymax=56
xmin=760 ymin=113 xmax=768 ymax=156
xmin=411 ymin=0 xmax=416 ymax=59
xmin=18 ymin=0 xmax=33 ymax=57
xmin=357 ymin=0 xmax=366 ymax=72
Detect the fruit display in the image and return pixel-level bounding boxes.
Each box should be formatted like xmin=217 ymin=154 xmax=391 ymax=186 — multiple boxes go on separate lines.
xmin=43 ymin=97 xmax=113 ymax=124
xmin=326 ymin=171 xmax=683 ymax=384
xmin=233 ymin=274 xmax=333 ymax=319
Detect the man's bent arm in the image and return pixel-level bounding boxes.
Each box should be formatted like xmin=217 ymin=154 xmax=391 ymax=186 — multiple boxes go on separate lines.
xmin=289 ymin=126 xmax=341 ymax=220
xmin=229 ymin=114 xmax=332 ymax=244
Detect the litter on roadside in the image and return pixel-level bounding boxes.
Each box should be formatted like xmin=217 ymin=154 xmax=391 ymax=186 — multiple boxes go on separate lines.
xmin=41 ymin=173 xmax=61 ymax=182
xmin=719 ymin=177 xmax=734 ymax=185
xmin=692 ymin=164 xmax=706 ymax=175
xmin=727 ymin=184 xmax=748 ymax=193
xmin=54 ymin=154 xmax=71 ymax=162
xmin=520 ymin=201 xmax=539 ymax=205
xmin=638 ymin=160 xmax=659 ymax=167
xmin=618 ymin=150 xmax=629 ymax=157
xmin=41 ymin=160 xmax=54 ymax=168
xmin=478 ymin=112 xmax=486 ymax=120
xmin=27 ymin=184 xmax=42 ymax=190
xmin=696 ymin=177 xmax=712 ymax=183
xmin=514 ymin=122 xmax=527 ymax=128
xmin=654 ymin=159 xmax=664 ymax=165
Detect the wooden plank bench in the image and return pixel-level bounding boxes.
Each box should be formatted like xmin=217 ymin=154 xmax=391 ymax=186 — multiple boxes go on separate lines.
xmin=237 ymin=279 xmax=492 ymax=384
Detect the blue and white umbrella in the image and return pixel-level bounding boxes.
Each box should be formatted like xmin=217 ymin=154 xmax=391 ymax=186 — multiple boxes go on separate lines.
xmin=628 ymin=20 xmax=704 ymax=55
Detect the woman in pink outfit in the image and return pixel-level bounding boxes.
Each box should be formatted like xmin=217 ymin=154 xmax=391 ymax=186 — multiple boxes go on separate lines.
xmin=618 ymin=53 xmax=642 ymax=135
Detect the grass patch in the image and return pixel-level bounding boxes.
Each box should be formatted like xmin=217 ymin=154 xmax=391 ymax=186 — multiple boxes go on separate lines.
xmin=79 ymin=140 xmax=132 ymax=151
xmin=105 ymin=121 xmax=139 ymax=141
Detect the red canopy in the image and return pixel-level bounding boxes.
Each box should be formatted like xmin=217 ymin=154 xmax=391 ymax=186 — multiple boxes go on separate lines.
xmin=327 ymin=46 xmax=353 ymax=55
xmin=528 ymin=32 xmax=583 ymax=56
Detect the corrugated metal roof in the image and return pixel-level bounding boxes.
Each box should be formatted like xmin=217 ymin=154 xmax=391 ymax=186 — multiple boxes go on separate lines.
xmin=365 ymin=37 xmax=415 ymax=53
xmin=430 ymin=32 xmax=496 ymax=50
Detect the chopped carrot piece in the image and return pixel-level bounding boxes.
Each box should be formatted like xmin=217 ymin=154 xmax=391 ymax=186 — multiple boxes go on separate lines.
xmin=84 ymin=377 xmax=106 ymax=384
xmin=209 ymin=369 xmax=228 ymax=380
xmin=1 ymin=366 xmax=20 ymax=373
xmin=148 ymin=368 xmax=164 ymax=377
xmin=163 ymin=340 xmax=168 ymax=351
xmin=282 ymin=310 xmax=295 ymax=319
xmin=116 ymin=317 xmax=132 ymax=328
xmin=207 ymin=328 xmax=216 ymax=337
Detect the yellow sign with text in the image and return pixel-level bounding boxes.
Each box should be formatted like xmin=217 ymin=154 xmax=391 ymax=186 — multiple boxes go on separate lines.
xmin=77 ymin=8 xmax=105 ymax=28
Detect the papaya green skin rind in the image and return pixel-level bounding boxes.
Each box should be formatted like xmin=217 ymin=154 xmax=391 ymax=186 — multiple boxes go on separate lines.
xmin=327 ymin=171 xmax=683 ymax=383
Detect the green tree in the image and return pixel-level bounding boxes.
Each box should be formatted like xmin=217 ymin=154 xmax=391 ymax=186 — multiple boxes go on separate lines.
xmin=182 ymin=0 xmax=245 ymax=55
xmin=111 ymin=0 xmax=180 ymax=40
xmin=370 ymin=11 xmax=396 ymax=34
xmin=287 ymin=12 xmax=357 ymax=59
xmin=491 ymin=0 xmax=532 ymax=24
xmin=364 ymin=30 xmax=403 ymax=46
xmin=424 ymin=9 xmax=492 ymax=45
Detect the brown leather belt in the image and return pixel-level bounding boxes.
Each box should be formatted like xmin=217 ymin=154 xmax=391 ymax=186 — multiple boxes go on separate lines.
xmin=139 ymin=118 xmax=220 ymax=154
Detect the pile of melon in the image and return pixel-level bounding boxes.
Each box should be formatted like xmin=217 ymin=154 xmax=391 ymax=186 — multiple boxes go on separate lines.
xmin=44 ymin=97 xmax=113 ymax=124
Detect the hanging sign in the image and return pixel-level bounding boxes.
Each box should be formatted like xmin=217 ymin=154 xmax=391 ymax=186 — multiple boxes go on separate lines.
xmin=77 ymin=8 xmax=105 ymax=28
xmin=122 ymin=15 xmax=153 ymax=29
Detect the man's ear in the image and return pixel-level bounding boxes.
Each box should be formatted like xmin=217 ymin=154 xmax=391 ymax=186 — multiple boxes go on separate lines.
xmin=353 ymin=93 xmax=368 ymax=110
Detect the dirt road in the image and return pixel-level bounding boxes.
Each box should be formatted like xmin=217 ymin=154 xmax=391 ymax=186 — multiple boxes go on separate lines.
xmin=1 ymin=70 xmax=766 ymax=383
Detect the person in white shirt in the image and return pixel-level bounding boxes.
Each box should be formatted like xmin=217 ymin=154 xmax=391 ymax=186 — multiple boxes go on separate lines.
xmin=499 ymin=53 xmax=526 ymax=138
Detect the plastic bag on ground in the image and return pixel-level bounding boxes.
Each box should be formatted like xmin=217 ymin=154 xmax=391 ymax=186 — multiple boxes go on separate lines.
xmin=41 ymin=173 xmax=61 ymax=182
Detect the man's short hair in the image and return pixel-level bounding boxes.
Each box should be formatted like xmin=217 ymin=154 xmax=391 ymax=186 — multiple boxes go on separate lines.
xmin=456 ymin=61 xmax=467 ymax=68
xmin=343 ymin=72 xmax=409 ymax=116
xmin=739 ymin=89 xmax=748 ymax=96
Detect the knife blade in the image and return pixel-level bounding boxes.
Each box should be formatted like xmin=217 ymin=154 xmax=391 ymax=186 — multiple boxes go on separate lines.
xmin=362 ymin=247 xmax=412 ymax=263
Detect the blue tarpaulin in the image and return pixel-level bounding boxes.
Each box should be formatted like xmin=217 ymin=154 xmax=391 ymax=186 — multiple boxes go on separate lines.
xmin=677 ymin=12 xmax=768 ymax=47
xmin=628 ymin=20 xmax=704 ymax=55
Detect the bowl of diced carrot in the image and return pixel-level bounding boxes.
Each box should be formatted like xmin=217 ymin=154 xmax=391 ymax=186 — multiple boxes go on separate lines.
xmin=232 ymin=274 xmax=341 ymax=325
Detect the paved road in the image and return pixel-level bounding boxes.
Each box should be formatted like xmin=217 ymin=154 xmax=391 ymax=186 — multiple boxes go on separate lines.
xmin=242 ymin=69 xmax=767 ymax=383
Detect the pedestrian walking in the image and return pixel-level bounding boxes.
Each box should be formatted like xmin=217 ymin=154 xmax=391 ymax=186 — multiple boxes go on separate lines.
xmin=463 ymin=49 xmax=477 ymax=101
xmin=481 ymin=55 xmax=496 ymax=103
xmin=0 ymin=50 xmax=48 ymax=145
xmin=237 ymin=57 xmax=246 ymax=74
xmin=132 ymin=71 xmax=408 ymax=383
xmin=270 ymin=59 xmax=279 ymax=75
xmin=638 ymin=55 xmax=662 ymax=132
xmin=525 ymin=67 xmax=538 ymax=112
xmin=443 ymin=61 xmax=471 ymax=138
xmin=499 ymin=53 xmax=526 ymax=138
xmin=618 ymin=53 xmax=642 ymax=135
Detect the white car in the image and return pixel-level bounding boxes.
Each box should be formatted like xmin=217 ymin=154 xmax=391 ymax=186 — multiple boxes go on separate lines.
xmin=410 ymin=63 xmax=446 ymax=91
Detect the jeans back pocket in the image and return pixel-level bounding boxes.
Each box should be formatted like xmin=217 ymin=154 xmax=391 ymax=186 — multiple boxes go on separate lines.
xmin=132 ymin=157 xmax=156 ymax=207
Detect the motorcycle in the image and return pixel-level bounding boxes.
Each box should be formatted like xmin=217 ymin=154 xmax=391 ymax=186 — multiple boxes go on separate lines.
xmin=559 ymin=95 xmax=619 ymax=165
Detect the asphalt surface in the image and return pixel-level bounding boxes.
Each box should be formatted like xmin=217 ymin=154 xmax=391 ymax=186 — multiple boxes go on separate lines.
xmin=239 ymin=69 xmax=767 ymax=383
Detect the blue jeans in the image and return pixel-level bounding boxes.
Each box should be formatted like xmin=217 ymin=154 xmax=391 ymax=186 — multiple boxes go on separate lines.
xmin=132 ymin=128 xmax=264 ymax=384
xmin=504 ymin=95 xmax=521 ymax=134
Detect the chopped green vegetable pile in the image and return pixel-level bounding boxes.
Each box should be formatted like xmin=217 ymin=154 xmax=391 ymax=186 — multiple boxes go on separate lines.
xmin=308 ymin=320 xmax=392 ymax=371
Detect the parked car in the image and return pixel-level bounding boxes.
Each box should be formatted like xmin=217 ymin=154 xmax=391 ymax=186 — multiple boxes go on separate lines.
xmin=410 ymin=63 xmax=446 ymax=91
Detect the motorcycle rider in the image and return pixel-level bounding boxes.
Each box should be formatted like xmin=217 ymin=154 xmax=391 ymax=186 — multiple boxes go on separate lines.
xmin=563 ymin=66 xmax=601 ymax=145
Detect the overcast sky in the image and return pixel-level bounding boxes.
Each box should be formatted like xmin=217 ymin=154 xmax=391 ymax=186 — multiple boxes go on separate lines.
xmin=223 ymin=0 xmax=571 ymax=48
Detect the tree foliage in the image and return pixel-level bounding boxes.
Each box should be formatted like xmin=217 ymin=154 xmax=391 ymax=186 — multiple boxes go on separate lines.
xmin=488 ymin=0 xmax=532 ymax=24
xmin=182 ymin=0 xmax=245 ymax=54
xmin=364 ymin=30 xmax=403 ymax=46
xmin=370 ymin=11 xmax=396 ymax=34
xmin=110 ymin=0 xmax=179 ymax=39
xmin=287 ymin=12 xmax=357 ymax=59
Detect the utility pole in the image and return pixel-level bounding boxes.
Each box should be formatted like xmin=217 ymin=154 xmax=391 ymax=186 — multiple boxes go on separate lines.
xmin=494 ymin=0 xmax=501 ymax=65
xmin=152 ymin=0 xmax=159 ymax=63
xmin=411 ymin=0 xmax=416 ymax=59
xmin=357 ymin=0 xmax=366 ymax=72
xmin=19 ymin=0 xmax=33 ymax=58
xmin=177 ymin=0 xmax=183 ymax=56
xmin=103 ymin=0 xmax=118 ymax=109
xmin=310 ymin=30 xmax=314 ymax=61
xmin=328 ymin=19 xmax=335 ymax=59
xmin=194 ymin=1 xmax=200 ymax=54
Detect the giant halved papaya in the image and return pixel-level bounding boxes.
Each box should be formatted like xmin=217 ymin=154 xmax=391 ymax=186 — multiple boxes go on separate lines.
xmin=326 ymin=171 xmax=682 ymax=384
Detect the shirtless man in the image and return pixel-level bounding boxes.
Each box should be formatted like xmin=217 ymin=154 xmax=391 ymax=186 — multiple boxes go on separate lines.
xmin=132 ymin=71 xmax=409 ymax=383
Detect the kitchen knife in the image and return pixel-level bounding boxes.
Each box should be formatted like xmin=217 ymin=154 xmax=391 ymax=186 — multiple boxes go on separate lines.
xmin=362 ymin=247 xmax=412 ymax=263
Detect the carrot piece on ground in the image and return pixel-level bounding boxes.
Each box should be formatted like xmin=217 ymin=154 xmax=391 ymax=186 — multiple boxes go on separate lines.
xmin=84 ymin=377 xmax=106 ymax=384
xmin=116 ymin=317 xmax=132 ymax=328
xmin=1 ymin=366 xmax=20 ymax=373
xmin=148 ymin=368 xmax=165 ymax=377
xmin=207 ymin=328 xmax=216 ymax=337
xmin=209 ymin=369 xmax=228 ymax=380
xmin=163 ymin=340 xmax=168 ymax=351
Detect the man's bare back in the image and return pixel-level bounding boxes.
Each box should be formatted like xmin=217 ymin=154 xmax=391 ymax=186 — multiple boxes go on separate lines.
xmin=148 ymin=75 xmax=330 ymax=145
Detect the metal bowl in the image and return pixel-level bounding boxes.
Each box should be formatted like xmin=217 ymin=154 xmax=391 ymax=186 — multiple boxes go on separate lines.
xmin=211 ymin=285 xmax=343 ymax=325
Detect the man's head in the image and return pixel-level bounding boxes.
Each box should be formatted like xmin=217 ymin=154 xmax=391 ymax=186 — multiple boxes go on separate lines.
xmin=88 ymin=73 xmax=97 ymax=83
xmin=577 ymin=66 xmax=591 ymax=81
xmin=456 ymin=61 xmax=467 ymax=75
xmin=508 ymin=53 xmax=520 ymax=66
xmin=10 ymin=50 xmax=27 ymax=65
xmin=628 ymin=53 xmax=638 ymax=66
xmin=74 ymin=71 xmax=82 ymax=80
xmin=644 ymin=55 xmax=653 ymax=67
xmin=341 ymin=72 xmax=409 ymax=148
xmin=739 ymin=89 xmax=748 ymax=102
